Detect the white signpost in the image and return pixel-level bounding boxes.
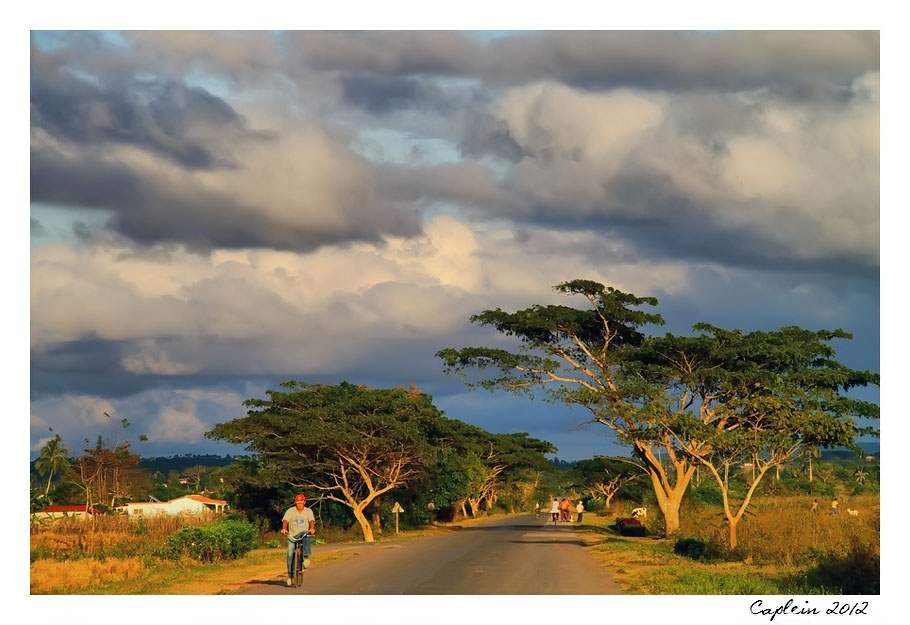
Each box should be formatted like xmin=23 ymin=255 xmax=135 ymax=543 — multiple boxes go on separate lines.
xmin=392 ymin=501 xmax=404 ymax=534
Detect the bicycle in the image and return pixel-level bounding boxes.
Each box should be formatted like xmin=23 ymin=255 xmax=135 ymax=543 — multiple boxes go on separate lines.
xmin=287 ymin=532 xmax=312 ymax=588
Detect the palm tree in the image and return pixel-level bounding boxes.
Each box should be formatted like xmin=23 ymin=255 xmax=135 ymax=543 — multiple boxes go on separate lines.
xmin=35 ymin=434 xmax=70 ymax=496
xmin=803 ymin=445 xmax=821 ymax=482
xmin=854 ymin=468 xmax=868 ymax=485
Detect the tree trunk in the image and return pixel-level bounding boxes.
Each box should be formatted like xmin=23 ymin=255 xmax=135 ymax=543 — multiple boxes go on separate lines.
xmin=728 ymin=517 xmax=739 ymax=550
xmin=352 ymin=506 xmax=375 ymax=543
xmin=635 ymin=442 xmax=695 ymax=537
xmin=371 ymin=496 xmax=383 ymax=536
xmin=655 ymin=490 xmax=683 ymax=536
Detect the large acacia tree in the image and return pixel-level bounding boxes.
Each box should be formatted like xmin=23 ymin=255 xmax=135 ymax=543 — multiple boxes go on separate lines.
xmin=634 ymin=324 xmax=878 ymax=548
xmin=206 ymin=381 xmax=441 ymax=542
xmin=438 ymin=279 xmax=878 ymax=537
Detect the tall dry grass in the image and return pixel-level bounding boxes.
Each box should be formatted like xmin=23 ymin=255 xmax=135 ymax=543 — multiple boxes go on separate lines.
xmin=677 ymin=494 xmax=879 ymax=566
xmin=31 ymin=557 xmax=146 ymax=594
xmin=30 ymin=513 xmax=221 ymax=561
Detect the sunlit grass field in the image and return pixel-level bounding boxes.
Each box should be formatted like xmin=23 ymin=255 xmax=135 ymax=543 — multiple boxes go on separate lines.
xmin=581 ymin=494 xmax=880 ymax=594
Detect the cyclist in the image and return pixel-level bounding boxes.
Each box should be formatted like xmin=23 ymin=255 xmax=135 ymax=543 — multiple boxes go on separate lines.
xmin=281 ymin=493 xmax=316 ymax=586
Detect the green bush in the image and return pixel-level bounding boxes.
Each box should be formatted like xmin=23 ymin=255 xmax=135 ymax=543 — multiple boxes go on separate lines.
xmin=673 ymin=536 xmax=722 ymax=561
xmin=801 ymin=538 xmax=879 ymax=594
xmin=620 ymin=524 xmax=647 ymax=537
xmin=689 ymin=482 xmax=724 ymax=506
xmin=614 ymin=518 xmax=647 ymax=537
xmin=160 ymin=518 xmax=257 ymax=562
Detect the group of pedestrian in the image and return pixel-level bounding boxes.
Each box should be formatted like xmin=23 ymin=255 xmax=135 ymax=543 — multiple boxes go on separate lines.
xmin=810 ymin=497 xmax=840 ymax=515
xmin=545 ymin=497 xmax=585 ymax=523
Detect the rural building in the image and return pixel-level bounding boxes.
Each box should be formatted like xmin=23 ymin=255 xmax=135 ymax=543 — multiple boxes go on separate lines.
xmin=119 ymin=494 xmax=229 ymax=517
xmin=31 ymin=504 xmax=97 ymax=520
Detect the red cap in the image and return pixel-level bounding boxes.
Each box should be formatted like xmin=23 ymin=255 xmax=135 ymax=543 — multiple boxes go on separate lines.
xmin=294 ymin=493 xmax=306 ymax=502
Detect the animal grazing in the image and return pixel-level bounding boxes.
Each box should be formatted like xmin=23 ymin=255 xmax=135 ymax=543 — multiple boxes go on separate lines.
xmin=847 ymin=509 xmax=859 ymax=516
xmin=631 ymin=507 xmax=647 ymax=519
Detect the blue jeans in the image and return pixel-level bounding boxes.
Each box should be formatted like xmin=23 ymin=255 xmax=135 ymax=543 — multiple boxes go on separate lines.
xmin=286 ymin=533 xmax=312 ymax=577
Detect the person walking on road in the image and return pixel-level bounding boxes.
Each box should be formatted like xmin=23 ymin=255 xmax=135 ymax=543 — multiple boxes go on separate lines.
xmin=576 ymin=500 xmax=585 ymax=523
xmin=549 ymin=497 xmax=560 ymax=524
xmin=281 ymin=493 xmax=316 ymax=586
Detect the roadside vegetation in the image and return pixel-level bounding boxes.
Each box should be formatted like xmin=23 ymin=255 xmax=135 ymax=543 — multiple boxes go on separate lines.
xmin=29 ymin=278 xmax=878 ymax=594
xmin=29 ymin=506 xmax=510 ymax=594
xmin=576 ymin=491 xmax=879 ymax=594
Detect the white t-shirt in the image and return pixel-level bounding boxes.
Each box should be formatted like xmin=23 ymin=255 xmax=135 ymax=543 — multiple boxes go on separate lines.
xmin=576 ymin=502 xmax=585 ymax=513
xmin=549 ymin=500 xmax=560 ymax=513
xmin=282 ymin=505 xmax=315 ymax=535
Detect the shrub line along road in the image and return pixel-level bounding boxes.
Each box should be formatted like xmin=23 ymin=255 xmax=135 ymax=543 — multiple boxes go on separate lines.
xmin=234 ymin=514 xmax=620 ymax=594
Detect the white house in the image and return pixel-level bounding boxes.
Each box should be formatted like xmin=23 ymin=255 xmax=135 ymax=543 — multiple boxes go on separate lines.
xmin=119 ymin=494 xmax=229 ymax=517
xmin=31 ymin=504 xmax=98 ymax=521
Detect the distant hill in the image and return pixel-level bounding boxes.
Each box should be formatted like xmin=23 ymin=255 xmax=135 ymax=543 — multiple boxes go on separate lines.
xmin=30 ymin=453 xmax=248 ymax=477
xmin=858 ymin=441 xmax=880 ymax=455
xmin=821 ymin=441 xmax=879 ymax=458
xmin=548 ymin=458 xmax=578 ymax=470
xmin=138 ymin=454 xmax=245 ymax=474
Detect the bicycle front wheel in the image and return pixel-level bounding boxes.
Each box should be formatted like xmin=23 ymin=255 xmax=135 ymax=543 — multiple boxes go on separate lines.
xmin=294 ymin=544 xmax=304 ymax=587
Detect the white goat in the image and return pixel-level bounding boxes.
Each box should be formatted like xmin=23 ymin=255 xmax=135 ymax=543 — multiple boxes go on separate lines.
xmin=847 ymin=509 xmax=859 ymax=516
xmin=631 ymin=507 xmax=647 ymax=519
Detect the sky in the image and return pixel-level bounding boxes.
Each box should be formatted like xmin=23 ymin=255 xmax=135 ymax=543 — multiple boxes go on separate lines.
xmin=27 ymin=28 xmax=883 ymax=463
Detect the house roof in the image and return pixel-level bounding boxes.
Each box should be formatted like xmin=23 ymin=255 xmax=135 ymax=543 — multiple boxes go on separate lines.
xmin=42 ymin=505 xmax=93 ymax=513
xmin=184 ymin=494 xmax=228 ymax=505
xmin=121 ymin=494 xmax=229 ymax=507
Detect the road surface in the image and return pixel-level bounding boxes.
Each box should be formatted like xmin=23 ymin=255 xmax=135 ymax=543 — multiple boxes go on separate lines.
xmin=233 ymin=514 xmax=620 ymax=594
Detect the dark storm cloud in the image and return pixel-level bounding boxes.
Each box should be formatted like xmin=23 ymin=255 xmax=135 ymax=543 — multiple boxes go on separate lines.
xmin=484 ymin=31 xmax=878 ymax=94
xmin=31 ymin=70 xmax=249 ymax=170
xmin=30 ymin=35 xmax=425 ymax=252
xmin=29 ymin=148 xmax=367 ymax=251
xmin=340 ymin=73 xmax=423 ymax=114
xmin=545 ymin=164 xmax=878 ymax=278
xmin=31 ymin=333 xmax=273 ymax=400
xmin=289 ymin=31 xmax=471 ymax=77
xmin=289 ymin=31 xmax=878 ymax=95
xmin=458 ymin=110 xmax=528 ymax=162
xmin=36 ymin=150 xmax=345 ymax=251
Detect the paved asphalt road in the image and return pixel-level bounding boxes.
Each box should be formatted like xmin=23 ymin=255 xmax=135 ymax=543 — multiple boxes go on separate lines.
xmin=234 ymin=515 xmax=620 ymax=594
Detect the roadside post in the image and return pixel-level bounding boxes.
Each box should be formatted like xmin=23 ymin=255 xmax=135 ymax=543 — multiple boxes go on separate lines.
xmin=392 ymin=501 xmax=404 ymax=534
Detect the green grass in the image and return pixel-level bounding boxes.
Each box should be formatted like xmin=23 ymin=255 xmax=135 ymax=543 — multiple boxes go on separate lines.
xmin=587 ymin=535 xmax=805 ymax=594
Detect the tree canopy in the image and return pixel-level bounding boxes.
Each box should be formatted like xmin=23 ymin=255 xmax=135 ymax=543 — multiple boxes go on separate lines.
xmin=207 ymin=381 xmax=442 ymax=542
xmin=207 ymin=381 xmax=559 ymax=537
xmin=438 ymin=279 xmax=879 ymax=539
